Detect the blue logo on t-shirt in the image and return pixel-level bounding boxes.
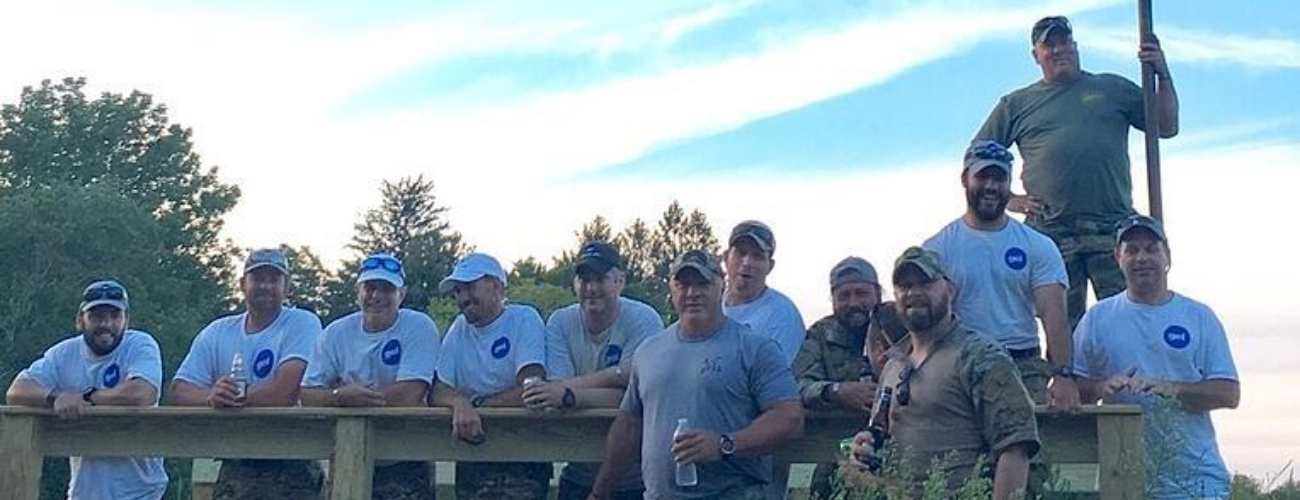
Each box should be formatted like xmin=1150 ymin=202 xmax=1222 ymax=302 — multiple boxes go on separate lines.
xmin=102 ymin=364 xmax=121 ymax=388
xmin=1004 ymin=247 xmax=1028 ymax=270
xmin=381 ymin=339 xmax=402 ymax=366
xmin=253 ymin=349 xmax=275 ymax=378
xmin=490 ymin=337 xmax=511 ymax=359
xmin=604 ymin=345 xmax=623 ymax=368
xmin=1163 ymin=326 xmax=1191 ymax=349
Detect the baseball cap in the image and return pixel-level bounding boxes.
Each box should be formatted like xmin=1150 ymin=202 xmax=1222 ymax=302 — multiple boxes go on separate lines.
xmin=728 ymin=220 xmax=776 ymax=255
xmin=358 ymin=253 xmax=405 ymax=287
xmin=245 ymin=248 xmax=290 ymax=275
xmin=892 ymin=246 xmax=948 ymax=283
xmin=1032 ymin=16 xmax=1072 ymax=45
xmin=829 ymin=256 xmax=879 ymax=289
xmin=438 ymin=253 xmax=508 ymax=293
xmin=575 ymin=241 xmax=624 ymax=275
xmin=964 ymin=140 xmax=1014 ymax=177
xmin=669 ymin=250 xmax=725 ymax=283
xmin=81 ymin=280 xmax=129 ymax=312
xmin=1115 ymin=214 xmax=1167 ymax=245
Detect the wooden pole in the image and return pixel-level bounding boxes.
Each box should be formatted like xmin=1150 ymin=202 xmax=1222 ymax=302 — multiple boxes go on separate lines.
xmin=1138 ymin=0 xmax=1164 ymax=221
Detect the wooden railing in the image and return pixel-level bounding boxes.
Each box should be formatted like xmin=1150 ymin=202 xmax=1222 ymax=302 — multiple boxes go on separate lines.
xmin=0 ymin=405 xmax=1143 ymax=499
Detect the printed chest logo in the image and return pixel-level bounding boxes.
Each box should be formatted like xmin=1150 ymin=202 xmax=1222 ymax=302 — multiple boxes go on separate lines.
xmin=490 ymin=337 xmax=511 ymax=359
xmin=381 ymin=339 xmax=402 ymax=366
xmin=699 ymin=355 xmax=724 ymax=375
xmin=604 ymin=345 xmax=623 ymax=368
xmin=1163 ymin=325 xmax=1191 ymax=349
xmin=1004 ymin=247 xmax=1028 ymax=270
xmin=102 ymin=364 xmax=121 ymax=388
xmin=253 ymin=349 xmax=276 ymax=378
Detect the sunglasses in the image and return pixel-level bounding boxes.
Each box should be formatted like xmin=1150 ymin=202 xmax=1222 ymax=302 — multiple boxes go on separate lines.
xmin=896 ymin=364 xmax=915 ymax=407
xmin=362 ymin=256 xmax=404 ymax=274
xmin=84 ymin=283 xmax=127 ymax=302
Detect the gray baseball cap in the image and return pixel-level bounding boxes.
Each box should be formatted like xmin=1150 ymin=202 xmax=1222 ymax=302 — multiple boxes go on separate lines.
xmin=728 ymin=220 xmax=776 ymax=256
xmin=245 ymin=248 xmax=290 ymax=275
xmin=80 ymin=280 xmax=129 ymax=312
xmin=829 ymin=257 xmax=879 ymax=289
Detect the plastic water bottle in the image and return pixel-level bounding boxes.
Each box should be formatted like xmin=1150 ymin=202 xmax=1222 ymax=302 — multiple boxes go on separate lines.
xmin=673 ymin=418 xmax=698 ymax=487
xmin=230 ymin=352 xmax=248 ymax=400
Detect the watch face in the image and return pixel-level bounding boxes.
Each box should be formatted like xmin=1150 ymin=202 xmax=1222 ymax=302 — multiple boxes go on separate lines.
xmin=720 ymin=434 xmax=736 ymax=455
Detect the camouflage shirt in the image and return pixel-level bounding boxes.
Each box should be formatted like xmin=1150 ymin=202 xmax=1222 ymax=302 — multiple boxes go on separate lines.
xmin=876 ymin=319 xmax=1040 ymax=491
xmin=793 ymin=315 xmax=871 ymax=408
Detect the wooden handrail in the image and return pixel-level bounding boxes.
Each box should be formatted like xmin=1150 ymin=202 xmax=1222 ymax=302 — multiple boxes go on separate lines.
xmin=0 ymin=405 xmax=1143 ymax=500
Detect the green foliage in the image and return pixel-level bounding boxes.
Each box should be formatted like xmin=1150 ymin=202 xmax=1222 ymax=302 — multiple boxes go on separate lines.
xmin=507 ymin=280 xmax=575 ymax=319
xmin=279 ymin=244 xmax=338 ymax=316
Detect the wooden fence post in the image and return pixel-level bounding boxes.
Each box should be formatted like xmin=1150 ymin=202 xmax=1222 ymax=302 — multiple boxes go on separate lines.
xmin=0 ymin=414 xmax=43 ymax=500
xmin=1097 ymin=413 xmax=1145 ymax=500
xmin=330 ymin=417 xmax=374 ymax=500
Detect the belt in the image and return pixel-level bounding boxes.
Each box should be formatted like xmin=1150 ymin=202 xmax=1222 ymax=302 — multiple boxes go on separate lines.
xmin=1007 ymin=347 xmax=1041 ymax=360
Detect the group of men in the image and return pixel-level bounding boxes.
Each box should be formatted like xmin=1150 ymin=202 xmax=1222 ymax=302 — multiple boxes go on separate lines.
xmin=5 ymin=14 xmax=1240 ymax=500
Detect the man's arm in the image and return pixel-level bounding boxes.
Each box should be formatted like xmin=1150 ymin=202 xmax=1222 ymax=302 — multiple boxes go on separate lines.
xmin=1138 ymin=378 xmax=1239 ymax=413
xmin=1140 ymin=39 xmax=1179 ymax=138
xmin=588 ymin=412 xmax=643 ymax=500
xmin=430 ymin=380 xmax=481 ymax=442
xmin=479 ymin=363 xmax=545 ymax=407
xmin=380 ymin=380 xmax=429 ymax=406
xmin=243 ymin=360 xmax=307 ymax=407
xmin=673 ymin=400 xmax=805 ymax=463
xmin=6 ymin=378 xmax=53 ymax=407
xmin=992 ymin=442 xmax=1031 ymax=500
xmin=1035 ymin=284 xmax=1080 ymax=412
xmin=168 ymin=379 xmax=221 ymax=406
xmin=91 ymin=378 xmax=158 ymax=406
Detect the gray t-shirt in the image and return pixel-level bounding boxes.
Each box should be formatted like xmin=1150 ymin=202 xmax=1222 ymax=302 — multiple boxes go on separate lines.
xmin=622 ymin=318 xmax=800 ymax=499
xmin=975 ymin=71 xmax=1145 ymax=228
xmin=724 ymin=287 xmax=806 ymax=366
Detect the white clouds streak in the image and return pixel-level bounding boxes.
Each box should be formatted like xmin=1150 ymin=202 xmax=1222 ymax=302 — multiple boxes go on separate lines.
xmin=1085 ymin=27 xmax=1300 ymax=69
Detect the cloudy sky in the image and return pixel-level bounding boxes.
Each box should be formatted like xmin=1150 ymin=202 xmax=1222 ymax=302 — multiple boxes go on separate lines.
xmin=3 ymin=0 xmax=1296 ymax=480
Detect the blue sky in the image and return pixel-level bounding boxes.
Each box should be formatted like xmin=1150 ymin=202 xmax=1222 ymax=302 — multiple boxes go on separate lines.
xmin=2 ymin=0 xmax=1298 ymax=480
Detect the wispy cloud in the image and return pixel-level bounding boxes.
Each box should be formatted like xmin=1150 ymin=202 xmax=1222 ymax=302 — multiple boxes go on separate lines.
xmin=1085 ymin=27 xmax=1300 ymax=69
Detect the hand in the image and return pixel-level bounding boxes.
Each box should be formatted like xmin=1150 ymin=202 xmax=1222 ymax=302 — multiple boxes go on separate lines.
xmin=52 ymin=391 xmax=87 ymax=420
xmin=208 ymin=376 xmax=244 ymax=408
xmin=1138 ymin=36 xmax=1171 ymax=77
xmin=1101 ymin=367 xmax=1139 ymax=401
xmin=849 ymin=431 xmax=876 ymax=468
xmin=334 ymin=383 xmax=387 ymax=407
xmin=522 ymin=380 xmax=567 ymax=411
xmin=1129 ymin=377 xmax=1178 ymax=399
xmin=450 ymin=401 xmax=484 ymax=444
xmin=1046 ymin=376 xmax=1081 ymax=414
xmin=1007 ymin=193 xmax=1043 ymax=218
xmin=672 ymin=430 xmax=722 ymax=464
xmin=832 ymin=381 xmax=877 ymax=413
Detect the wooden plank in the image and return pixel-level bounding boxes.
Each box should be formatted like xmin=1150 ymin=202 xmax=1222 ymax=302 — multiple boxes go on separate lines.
xmin=1097 ymin=413 xmax=1145 ymax=500
xmin=0 ymin=414 xmax=43 ymax=500
xmin=38 ymin=413 xmax=334 ymax=459
xmin=330 ymin=418 xmax=374 ymax=500
xmin=1038 ymin=412 xmax=1101 ymax=464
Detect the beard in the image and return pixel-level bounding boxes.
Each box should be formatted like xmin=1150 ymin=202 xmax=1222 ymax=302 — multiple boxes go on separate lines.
xmin=966 ymin=187 xmax=1009 ymax=221
xmin=82 ymin=328 xmax=124 ymax=356
xmin=835 ymin=307 xmax=872 ymax=330
xmin=899 ymin=299 xmax=949 ymax=332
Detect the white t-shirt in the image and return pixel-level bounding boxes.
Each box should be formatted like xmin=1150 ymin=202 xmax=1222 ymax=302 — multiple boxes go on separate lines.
xmin=174 ymin=307 xmax=321 ymax=390
xmin=17 ymin=330 xmax=168 ymax=500
xmin=545 ymin=297 xmax=663 ymax=379
xmin=302 ymin=309 xmax=440 ymax=389
xmin=924 ymin=218 xmax=1068 ymax=350
xmin=436 ymin=304 xmax=546 ymax=398
xmin=724 ymin=287 xmax=806 ymax=366
xmin=1072 ymin=292 xmax=1238 ymax=500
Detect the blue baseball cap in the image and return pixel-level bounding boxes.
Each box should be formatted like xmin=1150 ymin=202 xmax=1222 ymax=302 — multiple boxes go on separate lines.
xmin=438 ymin=253 xmax=508 ymax=293
xmin=358 ymin=253 xmax=405 ymax=287
xmin=964 ymin=140 xmax=1014 ymax=177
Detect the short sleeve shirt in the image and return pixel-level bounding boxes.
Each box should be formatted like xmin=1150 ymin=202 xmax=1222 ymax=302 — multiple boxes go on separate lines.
xmin=975 ymin=72 xmax=1145 ymax=227
xmin=875 ymin=321 xmax=1040 ymax=491
xmin=724 ymin=288 xmax=806 ymax=366
xmin=1072 ymin=292 xmax=1237 ymax=499
xmin=436 ymin=304 xmax=547 ymax=397
xmin=303 ymin=309 xmax=441 ymax=389
xmin=17 ymin=330 xmax=169 ymax=500
xmin=622 ymin=318 xmax=800 ymax=499
xmin=174 ymin=307 xmax=322 ymax=390
xmin=545 ymin=297 xmax=663 ymax=379
xmin=924 ymin=218 xmax=1068 ymax=350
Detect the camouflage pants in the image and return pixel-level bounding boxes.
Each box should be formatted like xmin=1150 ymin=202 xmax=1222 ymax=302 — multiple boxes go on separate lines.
xmin=213 ymin=459 xmax=323 ymax=500
xmin=1035 ymin=220 xmax=1127 ymax=330
xmin=555 ymin=478 xmax=643 ymax=500
xmin=455 ymin=462 xmax=551 ymax=500
xmin=716 ymin=480 xmax=768 ymax=500
xmin=371 ymin=461 xmax=437 ymax=500
xmin=809 ymin=463 xmax=839 ymax=500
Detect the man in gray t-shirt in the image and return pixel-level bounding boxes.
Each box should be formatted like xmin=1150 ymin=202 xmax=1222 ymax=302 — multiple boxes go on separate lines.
xmin=974 ymin=16 xmax=1180 ymax=329
xmin=589 ymin=250 xmax=803 ymax=500
xmin=523 ymin=241 xmax=664 ymax=500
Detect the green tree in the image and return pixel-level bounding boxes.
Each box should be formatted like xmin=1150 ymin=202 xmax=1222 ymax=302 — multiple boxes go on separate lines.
xmin=329 ymin=175 xmax=470 ymax=320
xmin=279 ymin=245 xmax=337 ymax=317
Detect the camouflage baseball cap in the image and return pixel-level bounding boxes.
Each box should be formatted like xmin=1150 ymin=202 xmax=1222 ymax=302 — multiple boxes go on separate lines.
xmin=670 ymin=250 xmax=725 ymax=283
xmin=964 ymin=140 xmax=1014 ymax=177
xmin=1115 ymin=214 xmax=1167 ymax=245
xmin=728 ymin=220 xmax=776 ymax=256
xmin=245 ymin=248 xmax=290 ymax=275
xmin=1032 ymin=16 xmax=1072 ymax=44
xmin=892 ymin=246 xmax=947 ymax=283
xmin=829 ymin=256 xmax=879 ymax=289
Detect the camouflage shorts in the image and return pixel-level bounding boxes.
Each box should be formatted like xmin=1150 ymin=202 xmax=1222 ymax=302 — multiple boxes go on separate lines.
xmin=1034 ymin=219 xmax=1127 ymax=328
xmin=455 ymin=462 xmax=551 ymax=500
xmin=1013 ymin=355 xmax=1050 ymax=406
xmin=371 ymin=461 xmax=436 ymax=500
xmin=213 ymin=459 xmax=323 ymax=500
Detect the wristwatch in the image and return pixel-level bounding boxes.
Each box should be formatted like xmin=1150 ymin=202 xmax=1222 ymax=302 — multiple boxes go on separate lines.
xmin=470 ymin=394 xmax=487 ymax=408
xmin=82 ymin=387 xmax=98 ymax=405
xmin=562 ymin=387 xmax=577 ymax=409
xmin=719 ymin=433 xmax=736 ymax=458
xmin=1052 ymin=365 xmax=1076 ymax=379
xmin=822 ymin=382 xmax=842 ymax=402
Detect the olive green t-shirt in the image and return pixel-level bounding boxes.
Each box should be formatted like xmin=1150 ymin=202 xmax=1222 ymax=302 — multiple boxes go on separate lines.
xmin=975 ymin=72 xmax=1145 ymax=229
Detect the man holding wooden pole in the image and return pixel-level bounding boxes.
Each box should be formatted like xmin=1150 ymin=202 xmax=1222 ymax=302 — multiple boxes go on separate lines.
xmin=974 ymin=15 xmax=1179 ymax=329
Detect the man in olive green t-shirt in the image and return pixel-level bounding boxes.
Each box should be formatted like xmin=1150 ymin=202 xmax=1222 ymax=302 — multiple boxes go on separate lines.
xmin=974 ymin=15 xmax=1180 ymax=329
